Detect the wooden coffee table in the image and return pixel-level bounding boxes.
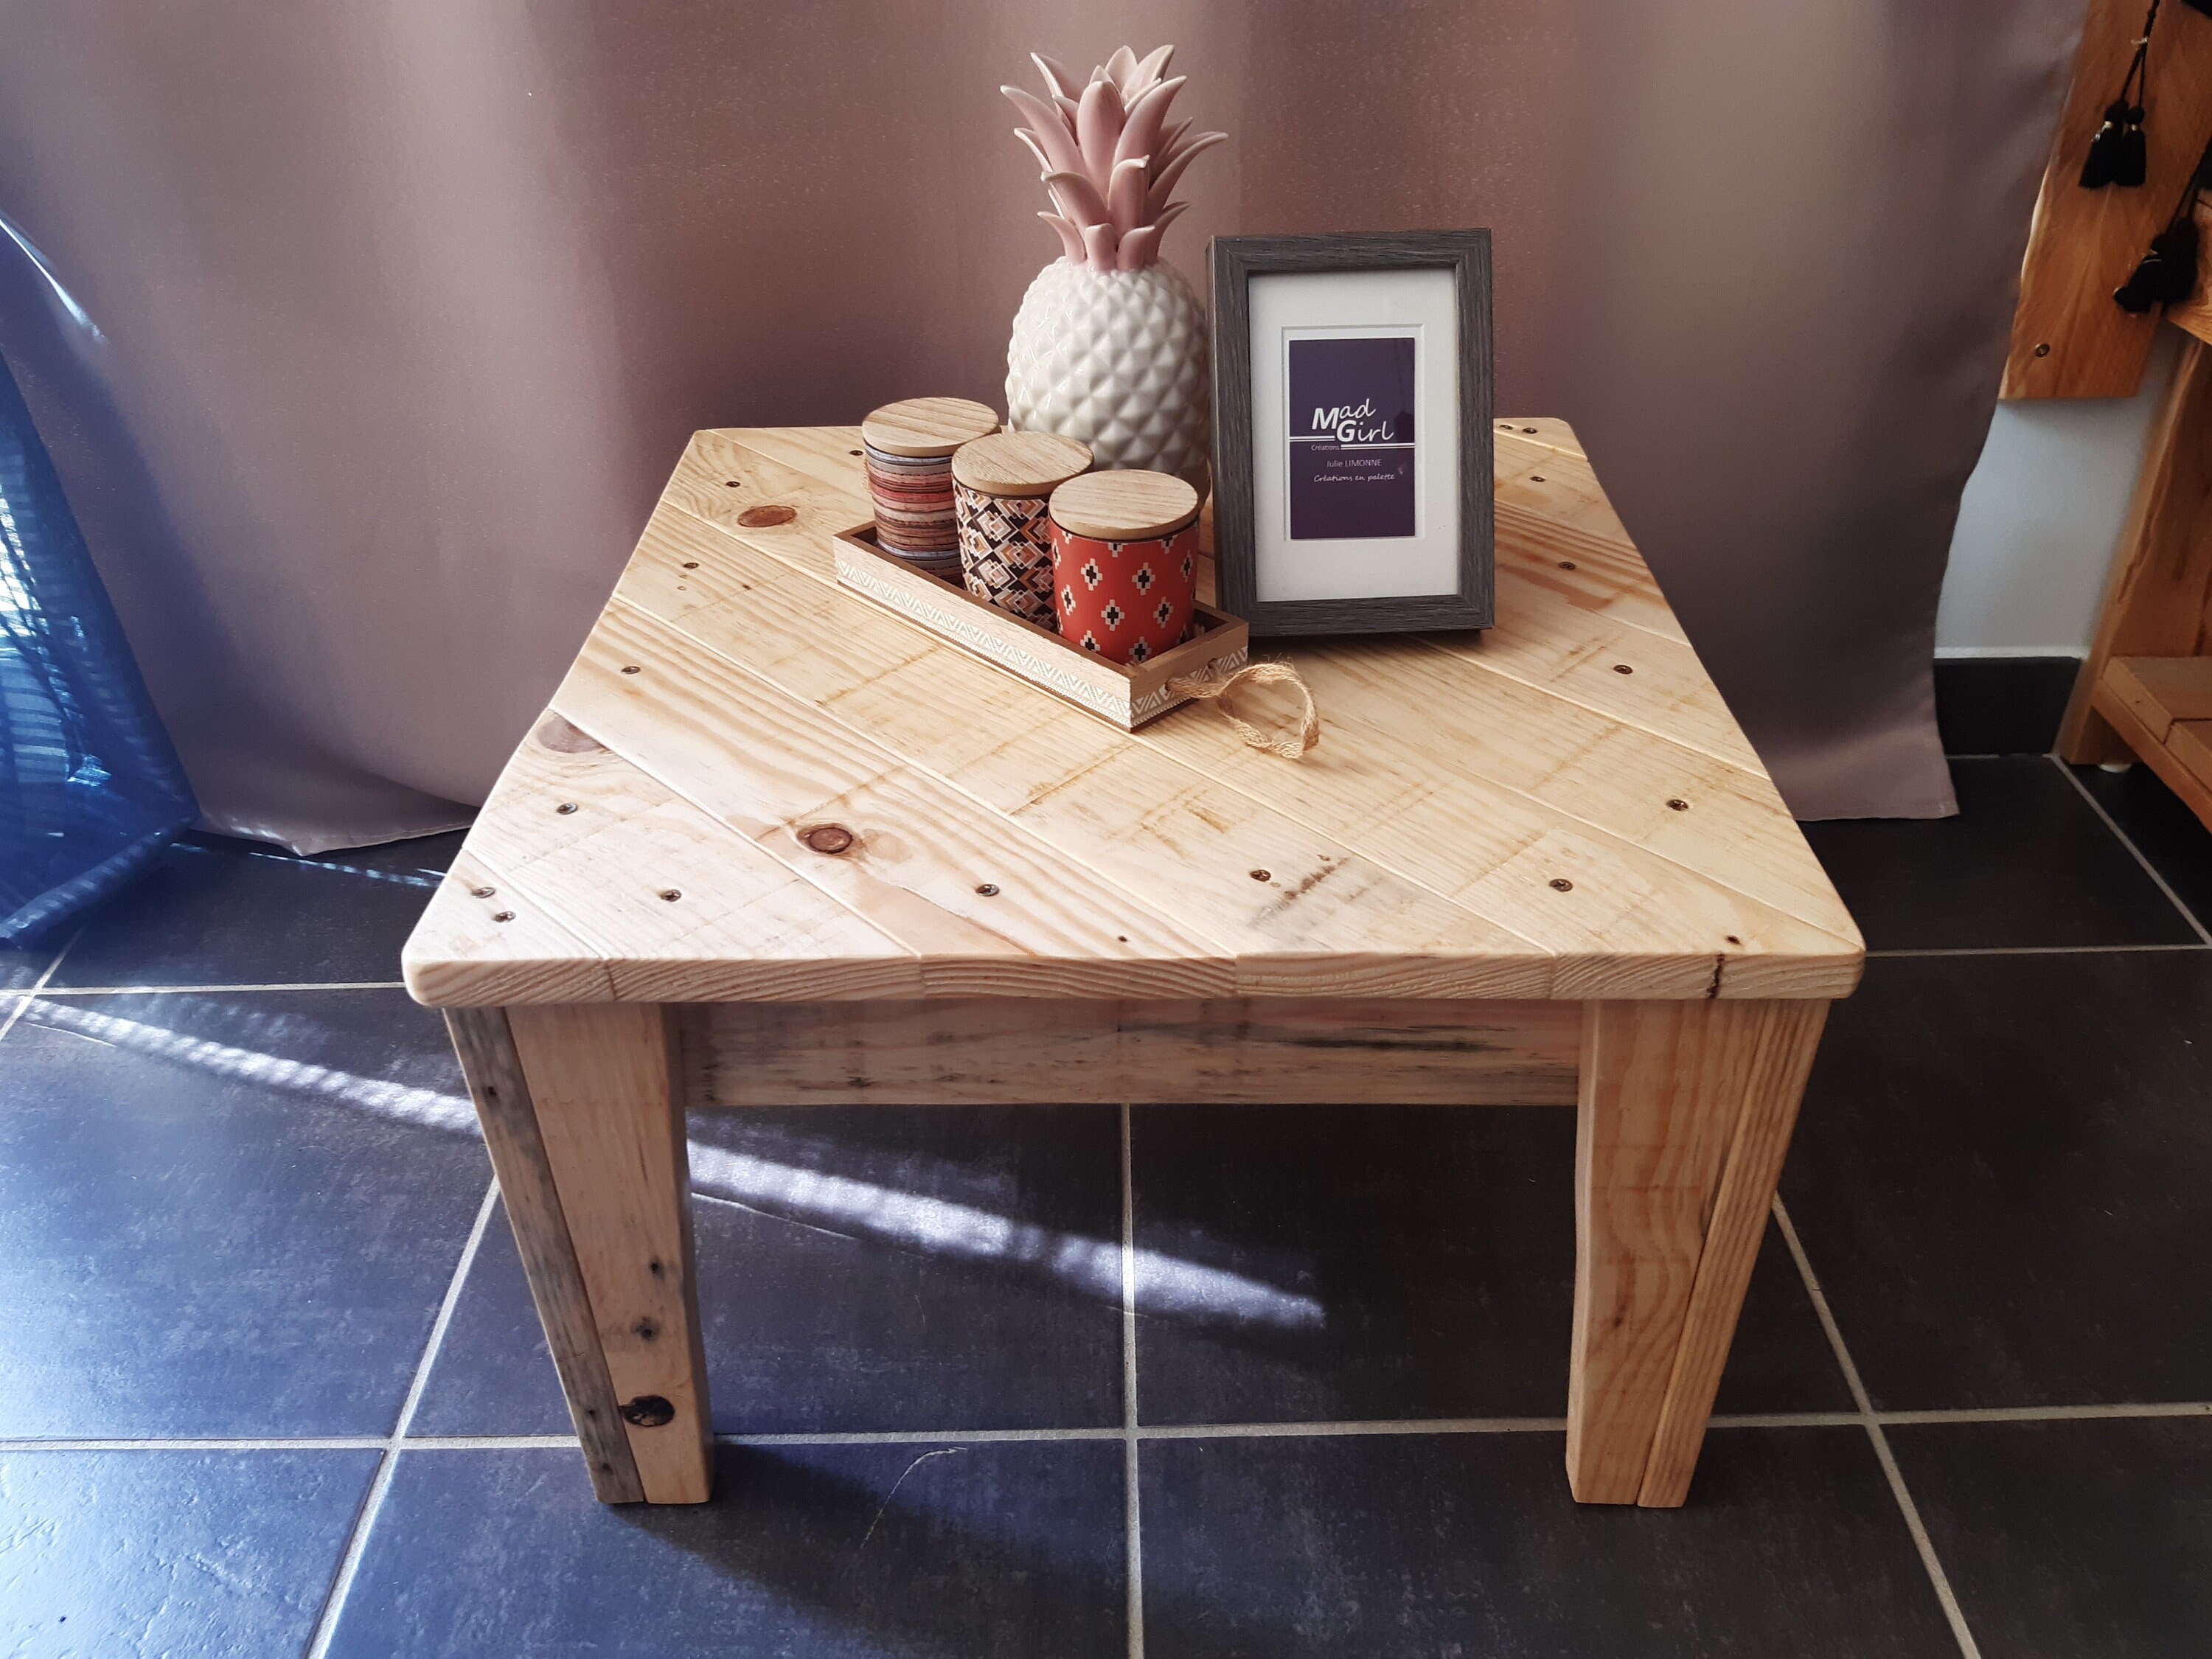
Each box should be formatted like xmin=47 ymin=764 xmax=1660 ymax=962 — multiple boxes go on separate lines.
xmin=402 ymin=420 xmax=1861 ymax=1510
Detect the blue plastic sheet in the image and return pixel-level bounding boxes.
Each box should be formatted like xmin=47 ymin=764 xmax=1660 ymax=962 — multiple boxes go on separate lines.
xmin=0 ymin=352 xmax=195 ymax=941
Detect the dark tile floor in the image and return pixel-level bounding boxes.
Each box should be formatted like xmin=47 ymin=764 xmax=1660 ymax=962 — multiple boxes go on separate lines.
xmin=4 ymin=754 xmax=2210 ymax=1656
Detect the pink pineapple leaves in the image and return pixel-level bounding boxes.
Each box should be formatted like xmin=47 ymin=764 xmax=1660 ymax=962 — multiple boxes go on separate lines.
xmin=1001 ymin=45 xmax=1225 ymax=271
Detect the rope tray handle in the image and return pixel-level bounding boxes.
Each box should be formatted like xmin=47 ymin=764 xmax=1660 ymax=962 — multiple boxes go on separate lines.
xmin=1166 ymin=661 xmax=1321 ymax=759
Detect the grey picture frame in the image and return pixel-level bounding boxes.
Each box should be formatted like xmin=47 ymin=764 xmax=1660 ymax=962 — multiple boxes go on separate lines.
xmin=1209 ymin=230 xmax=1494 ymax=636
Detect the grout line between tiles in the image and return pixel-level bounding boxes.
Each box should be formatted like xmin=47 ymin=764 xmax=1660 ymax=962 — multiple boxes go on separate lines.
xmin=0 ymin=1438 xmax=398 ymax=1453
xmin=1774 ymin=1197 xmax=1984 ymax=1659
xmin=1864 ymin=942 xmax=2210 ymax=959
xmin=1121 ymin=1101 xmax=1144 ymax=1659
xmin=1875 ymin=1401 xmax=2212 ymax=1425
xmin=32 ymin=981 xmax=411 ymax=996
xmin=0 ymin=927 xmax=80 ymax=1046
xmin=15 ymin=1397 xmax=2211 ymax=1459
xmin=303 ymin=1178 xmax=499 ymax=1659
xmin=2053 ymin=754 xmax=2212 ymax=946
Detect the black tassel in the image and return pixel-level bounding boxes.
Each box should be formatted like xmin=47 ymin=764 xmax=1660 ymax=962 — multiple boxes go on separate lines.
xmin=2114 ymin=128 xmax=2212 ymax=315
xmin=2115 ymin=220 xmax=2202 ymax=313
xmin=2115 ymin=105 xmax=2149 ymax=186
xmin=2083 ymin=4 xmax=2161 ymax=189
xmin=2083 ymin=100 xmax=2146 ymax=188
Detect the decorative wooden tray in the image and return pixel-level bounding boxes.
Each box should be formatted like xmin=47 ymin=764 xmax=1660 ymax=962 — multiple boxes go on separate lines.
xmin=831 ymin=523 xmax=1250 ymax=730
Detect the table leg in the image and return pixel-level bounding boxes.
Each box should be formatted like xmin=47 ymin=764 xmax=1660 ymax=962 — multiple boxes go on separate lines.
xmin=445 ymin=1003 xmax=712 ymax=1504
xmin=1566 ymin=998 xmax=1829 ymax=1506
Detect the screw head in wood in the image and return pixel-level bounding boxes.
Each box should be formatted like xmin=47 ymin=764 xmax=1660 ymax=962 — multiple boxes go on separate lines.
xmin=1250 ymin=869 xmax=1271 ymax=882
xmin=471 ymin=886 xmax=495 ymax=898
xmin=2034 ymin=343 xmax=2051 ymax=358
xmin=557 ymin=802 xmax=577 ymax=814
xmin=659 ymin=888 xmax=682 ymax=902
xmin=620 ymin=1395 xmax=675 ymax=1427
xmin=724 ymin=479 xmax=742 ymax=487
xmin=1549 ymin=878 xmax=1573 ymax=891
xmin=1613 ymin=664 xmax=1633 ymax=675
xmin=975 ymin=883 xmax=999 ymax=896
xmin=492 ymin=910 xmax=515 ymax=921
xmin=1667 ymin=798 xmax=1688 ymax=811
xmin=801 ymin=823 xmax=855 ymax=855
xmin=621 ymin=665 xmax=641 ymax=675
xmin=1522 ymin=426 xmax=1538 ymax=433
xmin=1725 ymin=934 xmax=1742 ymax=945
xmin=681 ymin=561 xmax=699 ymax=569
xmin=1531 ymin=475 xmax=1545 ymax=482
xmin=1557 ymin=560 xmax=1576 ymax=570
xmin=849 ymin=448 xmax=863 ymax=456
xmin=738 ymin=504 xmax=798 ymax=528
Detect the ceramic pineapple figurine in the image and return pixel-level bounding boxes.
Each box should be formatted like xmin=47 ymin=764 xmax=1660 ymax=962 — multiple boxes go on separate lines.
xmin=1003 ymin=46 xmax=1225 ymax=493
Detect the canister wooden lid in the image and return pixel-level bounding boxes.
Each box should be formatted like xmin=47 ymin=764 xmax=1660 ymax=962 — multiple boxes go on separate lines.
xmin=952 ymin=431 xmax=1093 ymax=497
xmin=1049 ymin=469 xmax=1200 ymax=540
xmin=860 ymin=397 xmax=1001 ymax=459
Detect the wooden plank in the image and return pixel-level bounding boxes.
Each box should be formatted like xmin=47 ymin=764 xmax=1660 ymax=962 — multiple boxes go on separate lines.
xmin=2062 ymin=336 xmax=2212 ymax=760
xmin=1423 ymin=594 xmax=1768 ymax=776
xmin=1491 ymin=464 xmax=1687 ymax=647
xmin=2105 ymin=653 xmax=2212 ymax=740
xmin=1282 ymin=639 xmax=1861 ymax=947
xmin=1134 ymin=642 xmax=1861 ymax=999
xmin=554 ymin=599 xmax=1238 ymax=999
xmin=2093 ymin=672 xmax=2212 ymax=821
xmin=2003 ymin=0 xmax=2212 ymax=400
xmin=681 ymin=997 xmax=1583 ymax=1107
xmin=403 ymin=850 xmax=613 ymax=1006
xmin=640 ymin=473 xmax=1857 ymax=998
xmin=2168 ymin=715 xmax=2212 ymax=790
xmin=623 ymin=502 xmax=1563 ymax=1000
xmin=443 ymin=1007 xmax=644 ymax=1503
xmin=1568 ymin=999 xmax=1775 ymax=1503
xmin=1636 ymin=999 xmax=1829 ymax=1507
xmin=1492 ymin=417 xmax=1586 ymax=459
xmin=463 ymin=732 xmax=922 ymax=1004
xmin=507 ymin=1002 xmax=712 ymax=1505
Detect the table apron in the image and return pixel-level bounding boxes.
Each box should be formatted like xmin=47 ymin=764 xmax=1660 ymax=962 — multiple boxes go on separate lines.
xmin=677 ymin=997 xmax=1585 ymax=1107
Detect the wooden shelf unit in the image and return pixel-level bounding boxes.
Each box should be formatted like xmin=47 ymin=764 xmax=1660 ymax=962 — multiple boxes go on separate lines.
xmin=2087 ymin=654 xmax=2212 ymax=818
xmin=2056 ymin=331 xmax=2212 ymax=832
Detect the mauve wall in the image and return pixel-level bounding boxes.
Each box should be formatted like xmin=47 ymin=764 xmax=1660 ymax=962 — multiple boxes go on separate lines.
xmin=0 ymin=1 xmax=2079 ymax=847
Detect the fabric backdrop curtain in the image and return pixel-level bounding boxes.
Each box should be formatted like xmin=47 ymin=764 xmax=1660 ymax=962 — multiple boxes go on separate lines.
xmin=0 ymin=0 xmax=2081 ymax=846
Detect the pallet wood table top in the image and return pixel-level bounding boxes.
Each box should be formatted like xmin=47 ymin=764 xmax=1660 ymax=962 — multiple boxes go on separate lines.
xmin=402 ymin=421 xmax=1862 ymax=1009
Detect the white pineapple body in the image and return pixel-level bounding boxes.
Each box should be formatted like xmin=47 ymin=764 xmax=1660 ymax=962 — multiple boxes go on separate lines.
xmin=1006 ymin=257 xmax=1211 ymax=495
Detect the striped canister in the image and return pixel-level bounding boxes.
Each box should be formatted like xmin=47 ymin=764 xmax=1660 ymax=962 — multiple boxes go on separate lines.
xmin=860 ymin=397 xmax=1001 ymax=578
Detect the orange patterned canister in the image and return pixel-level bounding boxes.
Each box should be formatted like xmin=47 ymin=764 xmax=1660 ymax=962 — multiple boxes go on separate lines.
xmin=1048 ymin=470 xmax=1202 ymax=665
xmin=952 ymin=431 xmax=1093 ymax=627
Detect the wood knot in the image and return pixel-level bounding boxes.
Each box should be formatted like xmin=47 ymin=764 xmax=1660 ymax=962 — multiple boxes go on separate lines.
xmin=535 ymin=713 xmax=605 ymax=753
xmin=738 ymin=504 xmax=798 ymax=528
xmin=801 ymin=823 xmax=855 ymax=855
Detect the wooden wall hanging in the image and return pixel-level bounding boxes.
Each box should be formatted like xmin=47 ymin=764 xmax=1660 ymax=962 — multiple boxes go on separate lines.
xmin=2005 ymin=0 xmax=2212 ymax=399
